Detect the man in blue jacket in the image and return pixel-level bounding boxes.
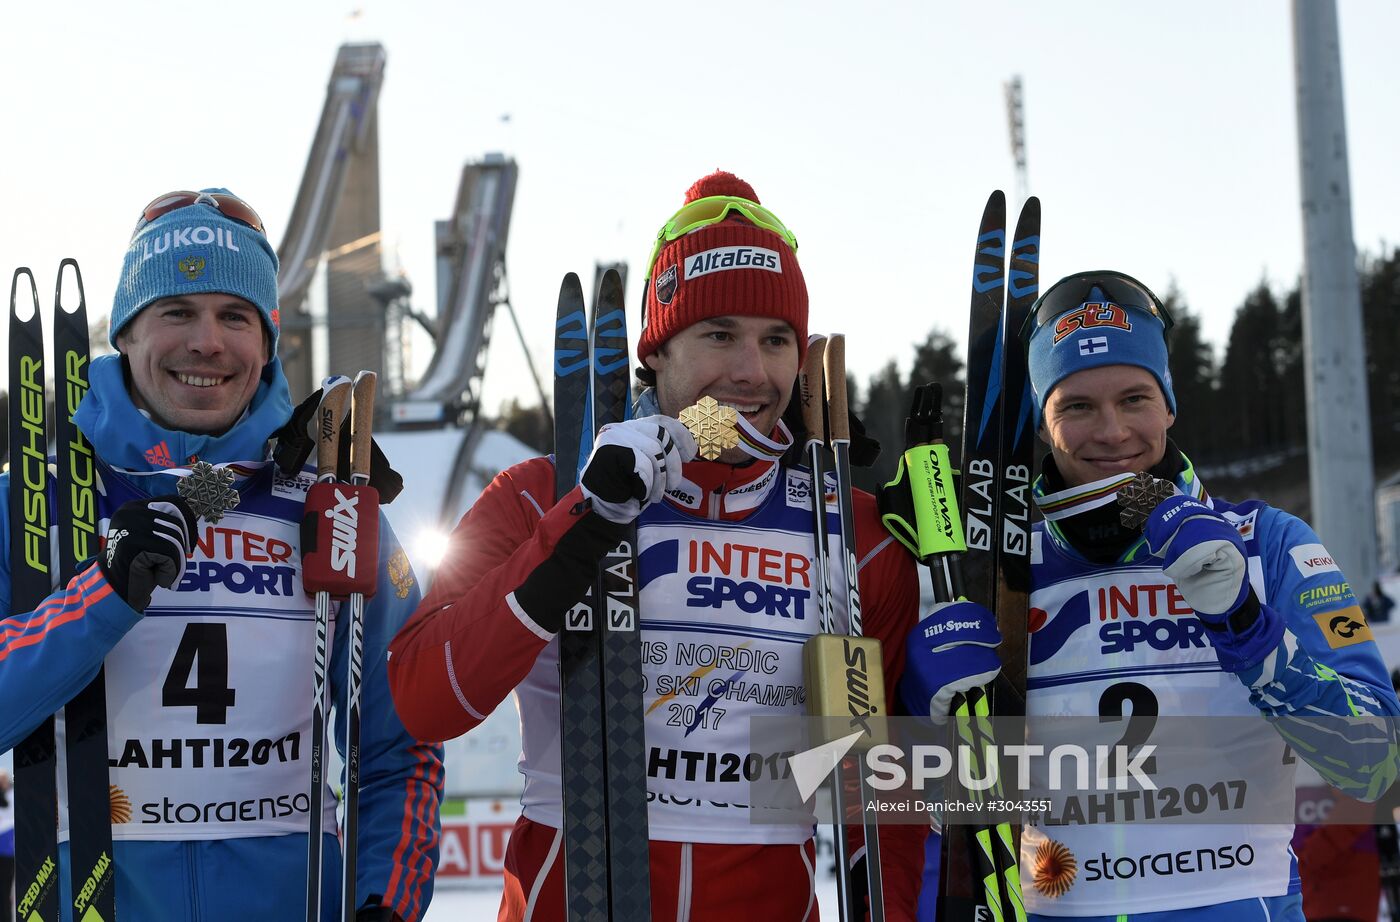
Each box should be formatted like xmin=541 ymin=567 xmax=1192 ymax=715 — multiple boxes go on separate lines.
xmin=903 ymin=270 xmax=1399 ymax=921
xmin=0 ymin=190 xmax=443 ymax=921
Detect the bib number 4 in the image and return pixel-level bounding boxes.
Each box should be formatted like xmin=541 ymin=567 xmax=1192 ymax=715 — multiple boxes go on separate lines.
xmin=162 ymin=622 xmax=237 ymax=724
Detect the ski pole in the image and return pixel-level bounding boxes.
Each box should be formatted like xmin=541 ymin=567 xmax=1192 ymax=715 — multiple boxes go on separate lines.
xmin=893 ymin=382 xmax=1023 ymax=922
xmin=822 ymin=334 xmax=886 ymax=922
xmin=303 ymin=375 xmax=351 ymax=922
xmin=800 ymin=337 xmax=896 ymax=922
xmin=340 ymin=370 xmax=381 ymax=922
xmin=800 ymin=331 xmax=851 ymax=917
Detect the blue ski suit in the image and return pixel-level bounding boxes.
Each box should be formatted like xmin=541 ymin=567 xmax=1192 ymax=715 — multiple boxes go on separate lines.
xmin=0 ymin=355 xmax=443 ymax=922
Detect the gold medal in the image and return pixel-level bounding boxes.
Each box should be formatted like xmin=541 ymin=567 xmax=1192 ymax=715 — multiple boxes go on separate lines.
xmin=679 ymin=396 xmax=740 ymax=461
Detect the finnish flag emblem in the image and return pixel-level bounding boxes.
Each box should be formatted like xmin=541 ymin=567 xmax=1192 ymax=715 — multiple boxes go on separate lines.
xmin=1079 ymin=336 xmax=1109 ymax=356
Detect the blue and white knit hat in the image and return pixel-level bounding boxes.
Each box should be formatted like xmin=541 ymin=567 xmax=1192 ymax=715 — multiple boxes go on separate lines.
xmin=1025 ymin=271 xmax=1176 ymax=424
xmin=110 ymin=188 xmax=279 ymax=350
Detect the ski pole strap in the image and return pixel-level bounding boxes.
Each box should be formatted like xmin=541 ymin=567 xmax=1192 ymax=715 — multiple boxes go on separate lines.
xmin=879 ymin=442 xmax=967 ymax=559
xmin=272 ymin=386 xmax=405 ymax=502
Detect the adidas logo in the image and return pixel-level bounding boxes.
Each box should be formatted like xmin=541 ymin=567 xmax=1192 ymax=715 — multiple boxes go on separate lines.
xmin=144 ymin=442 xmax=174 ymax=468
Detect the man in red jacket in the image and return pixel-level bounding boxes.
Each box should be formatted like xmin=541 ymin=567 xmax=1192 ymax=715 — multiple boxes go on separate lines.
xmin=388 ymin=170 xmax=926 ymax=920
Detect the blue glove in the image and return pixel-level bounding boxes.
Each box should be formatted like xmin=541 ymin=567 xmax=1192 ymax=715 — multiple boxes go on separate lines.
xmin=1144 ymin=495 xmax=1283 ymax=672
xmin=899 ymin=601 xmax=1003 ymax=719
xmin=1144 ymin=495 xmax=1250 ymax=617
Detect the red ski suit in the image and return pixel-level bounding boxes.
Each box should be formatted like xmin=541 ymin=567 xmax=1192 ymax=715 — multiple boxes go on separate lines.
xmin=389 ymin=452 xmax=926 ymax=921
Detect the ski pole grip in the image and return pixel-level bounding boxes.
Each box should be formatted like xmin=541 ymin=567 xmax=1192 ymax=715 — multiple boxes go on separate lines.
xmin=907 ymin=442 xmax=967 ymax=557
xmin=823 ymin=334 xmax=850 ymax=443
xmin=316 ymin=376 xmax=352 ymax=480
xmin=350 ymin=371 xmax=377 ymax=481
xmin=302 ymin=482 xmax=381 ymax=598
xmin=799 ymin=334 xmax=828 ymax=445
xmin=802 ymin=634 xmax=888 ymax=750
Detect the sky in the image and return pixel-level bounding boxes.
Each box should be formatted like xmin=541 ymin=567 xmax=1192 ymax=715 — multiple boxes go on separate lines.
xmin=3 ymin=0 xmax=1398 ymax=415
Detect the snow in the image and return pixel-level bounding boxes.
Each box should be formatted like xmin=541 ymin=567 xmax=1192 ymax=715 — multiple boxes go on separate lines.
xmin=376 ymin=427 xmax=537 ymax=582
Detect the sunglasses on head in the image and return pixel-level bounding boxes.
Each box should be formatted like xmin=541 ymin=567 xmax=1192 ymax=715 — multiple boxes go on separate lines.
xmin=137 ymin=191 xmax=266 ymax=235
xmin=1021 ymin=270 xmax=1173 ymax=344
xmin=645 ymin=194 xmax=797 ymax=279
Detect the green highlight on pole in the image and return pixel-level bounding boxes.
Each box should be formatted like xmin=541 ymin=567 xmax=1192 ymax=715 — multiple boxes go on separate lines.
xmin=880 ymin=441 xmax=966 ymax=560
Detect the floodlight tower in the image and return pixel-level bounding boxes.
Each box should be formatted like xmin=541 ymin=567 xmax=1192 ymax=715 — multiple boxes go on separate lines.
xmin=1005 ymin=76 xmax=1029 ymax=209
xmin=1292 ymin=0 xmax=1377 ymax=592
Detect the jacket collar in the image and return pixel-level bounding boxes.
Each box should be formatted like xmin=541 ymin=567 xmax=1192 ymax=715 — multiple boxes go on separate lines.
xmin=74 ymin=354 xmax=294 ymax=477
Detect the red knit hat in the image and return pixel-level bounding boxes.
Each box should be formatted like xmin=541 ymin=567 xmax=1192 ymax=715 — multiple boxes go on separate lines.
xmin=639 ymin=170 xmax=808 ymax=363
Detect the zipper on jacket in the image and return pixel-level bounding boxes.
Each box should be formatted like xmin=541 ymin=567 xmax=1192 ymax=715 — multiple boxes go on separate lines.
xmin=185 ymin=840 xmax=201 ymax=919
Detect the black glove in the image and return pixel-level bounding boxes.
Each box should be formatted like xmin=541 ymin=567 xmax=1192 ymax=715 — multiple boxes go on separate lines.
xmin=579 ymin=416 xmax=696 ymax=524
xmin=97 ymin=495 xmax=197 ymax=612
xmin=271 ymin=387 xmax=404 ymax=503
xmin=355 ymin=903 xmax=402 ymax=922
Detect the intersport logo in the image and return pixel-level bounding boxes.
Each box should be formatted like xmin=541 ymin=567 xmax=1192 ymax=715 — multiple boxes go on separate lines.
xmin=326 ymin=488 xmax=360 ymax=577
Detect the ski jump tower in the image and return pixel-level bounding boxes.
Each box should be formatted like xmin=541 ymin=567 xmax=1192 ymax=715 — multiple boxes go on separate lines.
xmin=277 ymin=42 xmax=521 ymax=441
xmin=393 ymin=155 xmax=519 ymax=429
xmin=276 ymin=42 xmax=387 ymax=402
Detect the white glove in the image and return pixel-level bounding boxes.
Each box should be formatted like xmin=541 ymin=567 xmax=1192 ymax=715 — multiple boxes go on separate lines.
xmin=579 ymin=416 xmax=697 ymax=524
xmin=1144 ymin=496 xmax=1249 ymax=618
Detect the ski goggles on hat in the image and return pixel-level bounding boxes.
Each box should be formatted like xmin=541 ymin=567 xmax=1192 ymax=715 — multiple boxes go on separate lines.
xmin=645 ymin=194 xmax=798 ymax=278
xmin=1020 ymin=269 xmax=1173 ymax=344
xmin=136 ymin=191 xmax=266 ymax=235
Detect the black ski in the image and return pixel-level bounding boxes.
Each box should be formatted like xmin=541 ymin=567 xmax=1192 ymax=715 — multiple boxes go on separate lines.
xmin=589 ymin=268 xmax=651 ymax=916
xmin=939 ymin=192 xmax=1040 ymax=922
xmin=938 ymin=192 xmax=1008 ymax=921
xmin=54 ymin=260 xmax=117 ymax=921
xmin=10 ymin=267 xmax=60 ymax=922
xmin=993 ymin=199 xmax=1040 ymax=698
xmin=554 ymin=273 xmax=610 ymax=922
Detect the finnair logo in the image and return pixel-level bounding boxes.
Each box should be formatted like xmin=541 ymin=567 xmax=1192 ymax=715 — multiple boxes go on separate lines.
xmin=326 ymin=489 xmax=360 ymax=577
xmin=1079 ymin=337 xmax=1109 ymax=356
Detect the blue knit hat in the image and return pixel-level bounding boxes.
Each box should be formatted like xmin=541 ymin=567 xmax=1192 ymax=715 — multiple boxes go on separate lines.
xmin=1025 ymin=270 xmax=1176 ymax=425
xmin=110 ymin=188 xmax=279 ymax=351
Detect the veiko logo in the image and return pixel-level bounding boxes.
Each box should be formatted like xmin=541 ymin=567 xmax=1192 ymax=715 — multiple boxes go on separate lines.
xmin=1290 ymin=543 xmax=1341 ymax=577
xmin=145 ymin=441 xmax=174 ymax=468
xmin=325 ymin=488 xmax=360 ymax=577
